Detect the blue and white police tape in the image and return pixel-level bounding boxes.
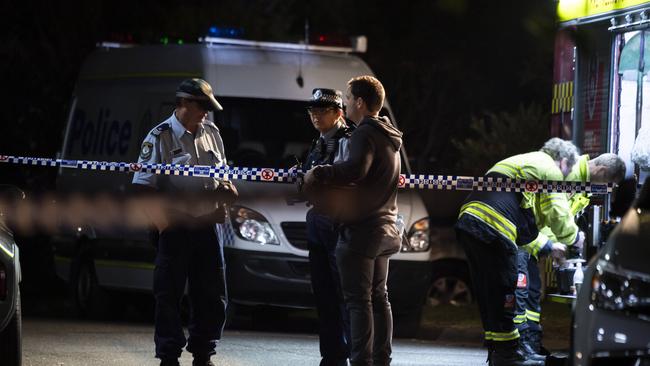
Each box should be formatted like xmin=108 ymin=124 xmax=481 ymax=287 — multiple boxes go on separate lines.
xmin=0 ymin=154 xmax=614 ymax=194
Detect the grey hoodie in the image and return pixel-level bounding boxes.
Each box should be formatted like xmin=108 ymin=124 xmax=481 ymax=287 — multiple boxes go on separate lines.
xmin=313 ymin=115 xmax=403 ymax=227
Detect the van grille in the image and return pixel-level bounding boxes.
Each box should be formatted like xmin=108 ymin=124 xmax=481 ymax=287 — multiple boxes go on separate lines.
xmin=281 ymin=222 xmax=308 ymax=250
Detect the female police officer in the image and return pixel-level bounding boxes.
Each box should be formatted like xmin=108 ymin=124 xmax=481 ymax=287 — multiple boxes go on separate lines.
xmin=303 ymin=88 xmax=355 ymax=366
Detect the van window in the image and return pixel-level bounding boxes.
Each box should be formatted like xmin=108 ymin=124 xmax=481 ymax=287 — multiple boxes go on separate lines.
xmin=215 ymin=97 xmax=409 ymax=173
xmin=216 ymin=97 xmax=319 ymax=169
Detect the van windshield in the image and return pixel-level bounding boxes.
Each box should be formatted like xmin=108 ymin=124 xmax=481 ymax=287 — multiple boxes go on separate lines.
xmin=215 ymin=97 xmax=315 ymax=169
xmin=214 ymin=96 xmax=408 ymax=173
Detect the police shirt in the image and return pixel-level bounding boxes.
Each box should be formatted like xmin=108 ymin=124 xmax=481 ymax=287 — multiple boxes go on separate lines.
xmin=132 ymin=111 xmax=227 ymax=216
xmin=304 ymin=119 xmax=351 ymax=170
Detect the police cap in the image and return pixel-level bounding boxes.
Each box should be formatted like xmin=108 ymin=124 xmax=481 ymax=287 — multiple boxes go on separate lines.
xmin=176 ymin=78 xmax=224 ymax=111
xmin=308 ymin=88 xmax=343 ymax=110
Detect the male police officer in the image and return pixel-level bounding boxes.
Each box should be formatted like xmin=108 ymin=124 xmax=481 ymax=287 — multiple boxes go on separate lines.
xmin=303 ymin=88 xmax=355 ymax=366
xmin=304 ymin=76 xmax=402 ymax=366
xmin=515 ymin=152 xmax=625 ymax=356
xmin=132 ymin=78 xmax=237 ymax=366
xmin=456 ymin=138 xmax=580 ymax=366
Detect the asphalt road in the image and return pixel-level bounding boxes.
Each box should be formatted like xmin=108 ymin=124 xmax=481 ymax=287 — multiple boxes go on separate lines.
xmin=22 ymin=317 xmax=487 ymax=366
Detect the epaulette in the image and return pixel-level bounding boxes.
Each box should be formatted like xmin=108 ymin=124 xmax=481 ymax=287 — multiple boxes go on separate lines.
xmin=151 ymin=122 xmax=171 ymax=137
xmin=203 ymin=120 xmax=220 ymax=132
xmin=334 ymin=124 xmax=355 ymax=140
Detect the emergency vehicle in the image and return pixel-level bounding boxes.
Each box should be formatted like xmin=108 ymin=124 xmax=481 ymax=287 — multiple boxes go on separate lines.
xmin=52 ymin=33 xmax=468 ymax=335
xmin=551 ymin=1 xmax=650 ymax=364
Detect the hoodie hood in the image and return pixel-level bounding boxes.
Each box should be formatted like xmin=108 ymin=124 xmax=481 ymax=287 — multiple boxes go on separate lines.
xmin=362 ymin=115 xmax=403 ymax=151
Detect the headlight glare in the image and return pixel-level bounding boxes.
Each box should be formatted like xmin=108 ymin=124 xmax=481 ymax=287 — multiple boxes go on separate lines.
xmin=402 ymin=217 xmax=430 ymax=252
xmin=230 ymin=206 xmax=279 ymax=245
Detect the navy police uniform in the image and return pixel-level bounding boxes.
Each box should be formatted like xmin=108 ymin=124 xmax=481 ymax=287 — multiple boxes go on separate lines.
xmin=132 ymin=79 xmax=232 ymax=366
xmin=303 ymin=88 xmax=354 ymax=366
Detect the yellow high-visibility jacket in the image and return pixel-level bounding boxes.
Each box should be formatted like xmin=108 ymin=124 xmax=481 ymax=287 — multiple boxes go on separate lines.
xmin=488 ymin=152 xmax=579 ymax=256
xmin=540 ymin=154 xmax=591 ymax=247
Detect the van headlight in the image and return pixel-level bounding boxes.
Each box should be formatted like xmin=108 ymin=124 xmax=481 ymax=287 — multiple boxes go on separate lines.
xmin=229 ymin=206 xmax=279 ymax=245
xmin=402 ymin=218 xmax=430 ymax=252
xmin=591 ymin=267 xmax=650 ymax=314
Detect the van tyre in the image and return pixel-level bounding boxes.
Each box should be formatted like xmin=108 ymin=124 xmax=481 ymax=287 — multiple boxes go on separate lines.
xmin=0 ymin=288 xmax=22 ymax=366
xmin=73 ymin=258 xmax=111 ymax=318
xmin=427 ymin=260 xmax=472 ymax=307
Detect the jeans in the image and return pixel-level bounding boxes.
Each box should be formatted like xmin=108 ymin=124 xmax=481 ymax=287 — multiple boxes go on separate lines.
xmin=336 ymin=224 xmax=400 ymax=366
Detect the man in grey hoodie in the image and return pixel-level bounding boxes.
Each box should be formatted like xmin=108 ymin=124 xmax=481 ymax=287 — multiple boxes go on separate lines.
xmin=304 ymin=75 xmax=403 ymax=366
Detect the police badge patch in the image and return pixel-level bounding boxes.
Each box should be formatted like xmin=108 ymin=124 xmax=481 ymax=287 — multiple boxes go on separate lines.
xmin=140 ymin=142 xmax=153 ymax=160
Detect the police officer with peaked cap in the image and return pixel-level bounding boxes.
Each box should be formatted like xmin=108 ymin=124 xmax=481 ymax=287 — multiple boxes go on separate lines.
xmin=302 ymin=88 xmax=355 ymax=366
xmin=132 ymin=78 xmax=237 ymax=366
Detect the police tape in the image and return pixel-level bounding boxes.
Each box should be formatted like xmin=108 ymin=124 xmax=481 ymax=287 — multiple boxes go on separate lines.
xmin=0 ymin=154 xmax=614 ymax=194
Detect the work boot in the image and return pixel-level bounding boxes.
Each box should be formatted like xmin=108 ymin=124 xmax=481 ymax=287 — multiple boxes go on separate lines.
xmin=160 ymin=358 xmax=180 ymax=366
xmin=519 ymin=330 xmax=547 ymax=362
xmin=320 ymin=358 xmax=349 ymax=366
xmin=527 ymin=329 xmax=551 ymax=356
xmin=491 ymin=340 xmax=545 ymax=366
xmin=192 ymin=355 xmax=215 ymax=366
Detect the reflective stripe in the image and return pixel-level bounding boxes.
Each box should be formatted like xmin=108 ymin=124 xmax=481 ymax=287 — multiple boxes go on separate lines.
xmin=490 ymin=162 xmax=523 ymax=178
xmin=523 ymin=232 xmax=549 ymax=258
xmin=485 ymin=329 xmax=520 ymax=341
xmin=526 ymin=310 xmax=541 ymax=323
xmin=540 ymin=195 xmax=565 ymax=209
xmin=460 ymin=201 xmax=517 ymax=243
xmin=514 ymin=314 xmax=527 ymax=324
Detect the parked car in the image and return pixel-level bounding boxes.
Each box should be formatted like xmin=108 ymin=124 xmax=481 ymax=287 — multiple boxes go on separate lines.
xmin=0 ymin=185 xmax=24 ymax=366
xmin=572 ymin=177 xmax=650 ymax=366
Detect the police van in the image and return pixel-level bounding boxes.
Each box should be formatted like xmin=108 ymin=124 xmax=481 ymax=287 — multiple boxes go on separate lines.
xmin=52 ymin=35 xmax=466 ymax=334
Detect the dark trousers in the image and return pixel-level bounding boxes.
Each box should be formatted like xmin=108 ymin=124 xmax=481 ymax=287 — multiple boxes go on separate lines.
xmin=306 ymin=210 xmax=351 ymax=364
xmin=515 ymin=251 xmax=542 ymax=333
xmin=154 ymin=220 xmax=227 ymax=360
xmin=336 ymin=224 xmax=400 ymax=366
xmin=457 ymin=230 xmax=519 ymax=343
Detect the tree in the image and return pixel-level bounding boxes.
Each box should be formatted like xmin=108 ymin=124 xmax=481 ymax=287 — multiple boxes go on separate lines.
xmin=452 ymin=103 xmax=551 ymax=176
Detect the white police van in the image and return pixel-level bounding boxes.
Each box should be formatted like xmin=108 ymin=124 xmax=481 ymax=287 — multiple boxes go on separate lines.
xmin=53 ymin=35 xmax=466 ymax=334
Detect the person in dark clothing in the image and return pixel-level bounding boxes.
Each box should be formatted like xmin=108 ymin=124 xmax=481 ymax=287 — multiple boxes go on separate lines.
xmin=304 ymin=75 xmax=402 ymax=366
xmin=303 ymin=88 xmax=355 ymax=366
xmin=456 ymin=186 xmax=547 ymax=366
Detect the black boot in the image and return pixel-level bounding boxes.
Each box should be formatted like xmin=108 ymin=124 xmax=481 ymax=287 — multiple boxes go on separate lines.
xmin=528 ymin=329 xmax=551 ymax=356
xmin=192 ymin=355 xmax=215 ymax=366
xmin=491 ymin=340 xmax=545 ymax=366
xmin=519 ymin=330 xmax=547 ymax=362
xmin=160 ymin=358 xmax=180 ymax=366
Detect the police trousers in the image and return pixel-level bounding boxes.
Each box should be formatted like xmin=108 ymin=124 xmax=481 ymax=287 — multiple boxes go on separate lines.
xmin=306 ymin=210 xmax=351 ymax=365
xmin=457 ymin=230 xmax=519 ymax=343
xmin=515 ymin=249 xmax=542 ymax=333
xmin=154 ymin=218 xmax=227 ymax=360
xmin=336 ymin=224 xmax=400 ymax=366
